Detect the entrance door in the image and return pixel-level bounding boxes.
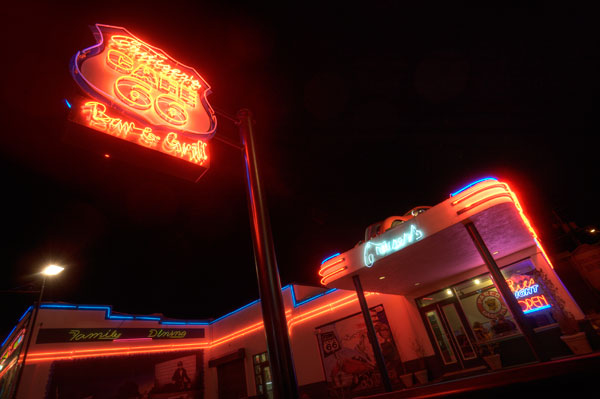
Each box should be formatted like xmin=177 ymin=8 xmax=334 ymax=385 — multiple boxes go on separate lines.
xmin=217 ymin=358 xmax=247 ymax=399
xmin=420 ymin=297 xmax=481 ymax=373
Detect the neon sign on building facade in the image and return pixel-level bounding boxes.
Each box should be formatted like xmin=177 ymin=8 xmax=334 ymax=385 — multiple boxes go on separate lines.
xmin=69 ymin=24 xmax=216 ymax=166
xmin=363 ymin=224 xmax=424 ymax=267
xmin=507 ymin=277 xmax=551 ymax=314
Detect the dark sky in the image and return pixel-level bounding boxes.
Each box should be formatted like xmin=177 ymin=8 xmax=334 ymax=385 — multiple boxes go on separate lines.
xmin=1 ymin=2 xmax=597 ymax=338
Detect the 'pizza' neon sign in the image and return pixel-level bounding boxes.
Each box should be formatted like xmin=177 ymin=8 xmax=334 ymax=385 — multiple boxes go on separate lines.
xmin=69 ymin=24 xmax=216 ymax=166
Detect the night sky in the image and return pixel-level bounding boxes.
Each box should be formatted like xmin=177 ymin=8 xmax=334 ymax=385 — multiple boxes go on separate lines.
xmin=1 ymin=3 xmax=597 ymax=338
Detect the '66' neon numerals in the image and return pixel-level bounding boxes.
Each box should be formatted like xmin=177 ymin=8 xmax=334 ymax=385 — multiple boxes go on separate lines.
xmin=114 ymin=76 xmax=152 ymax=110
xmin=114 ymin=76 xmax=190 ymax=126
xmin=107 ymin=36 xmax=197 ymax=127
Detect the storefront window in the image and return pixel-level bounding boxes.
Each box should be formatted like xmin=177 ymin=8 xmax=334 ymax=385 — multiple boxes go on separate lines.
xmin=253 ymin=352 xmax=273 ymax=399
xmin=416 ymin=257 xmax=559 ymax=369
xmin=451 ymin=259 xmax=555 ymax=342
xmin=500 ymin=259 xmax=556 ymax=328
xmin=455 ymin=276 xmax=520 ymax=343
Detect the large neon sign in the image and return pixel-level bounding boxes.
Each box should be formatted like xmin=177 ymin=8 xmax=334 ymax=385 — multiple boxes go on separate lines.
xmin=363 ymin=224 xmax=424 ymax=267
xmin=69 ymin=24 xmax=216 ymax=166
xmin=35 ymin=327 xmax=204 ymax=344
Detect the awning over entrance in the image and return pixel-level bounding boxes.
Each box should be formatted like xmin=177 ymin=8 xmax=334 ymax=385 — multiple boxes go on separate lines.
xmin=319 ymin=180 xmax=540 ymax=297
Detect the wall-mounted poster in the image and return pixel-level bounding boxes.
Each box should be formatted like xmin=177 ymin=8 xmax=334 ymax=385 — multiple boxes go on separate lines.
xmin=45 ymin=350 xmax=203 ymax=399
xmin=316 ymin=305 xmax=402 ymax=396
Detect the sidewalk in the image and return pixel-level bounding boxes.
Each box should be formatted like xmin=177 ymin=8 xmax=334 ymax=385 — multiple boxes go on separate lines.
xmin=358 ymin=352 xmax=600 ymax=398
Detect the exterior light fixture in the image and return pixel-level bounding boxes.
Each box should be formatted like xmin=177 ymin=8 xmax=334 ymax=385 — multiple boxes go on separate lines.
xmin=414 ymin=282 xmax=421 ymax=286
xmin=42 ymin=265 xmax=65 ymax=276
xmin=15 ymin=264 xmax=65 ymax=396
xmin=378 ymin=276 xmax=386 ymax=280
xmin=492 ymin=251 xmax=499 ymax=255
xmin=474 ymin=279 xmax=481 ymax=285
xmin=446 ymin=289 xmax=453 ymax=296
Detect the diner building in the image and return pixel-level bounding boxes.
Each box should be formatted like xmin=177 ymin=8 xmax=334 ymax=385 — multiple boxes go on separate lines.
xmin=0 ymin=178 xmax=594 ymax=399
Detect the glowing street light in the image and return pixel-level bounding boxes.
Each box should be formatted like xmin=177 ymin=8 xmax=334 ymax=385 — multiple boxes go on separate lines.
xmin=41 ymin=264 xmax=65 ymax=276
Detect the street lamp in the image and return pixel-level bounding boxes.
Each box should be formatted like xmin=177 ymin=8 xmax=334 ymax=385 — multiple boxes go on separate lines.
xmin=41 ymin=265 xmax=65 ymax=276
xmin=12 ymin=264 xmax=64 ymax=399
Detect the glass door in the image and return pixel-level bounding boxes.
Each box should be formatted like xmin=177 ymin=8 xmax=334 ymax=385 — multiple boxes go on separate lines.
xmin=423 ymin=308 xmax=458 ymax=368
xmin=420 ymin=297 xmax=482 ymax=373
xmin=440 ymin=302 xmax=478 ymax=364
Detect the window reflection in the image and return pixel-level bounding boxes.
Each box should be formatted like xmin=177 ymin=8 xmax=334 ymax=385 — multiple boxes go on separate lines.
xmin=253 ymin=352 xmax=273 ymax=399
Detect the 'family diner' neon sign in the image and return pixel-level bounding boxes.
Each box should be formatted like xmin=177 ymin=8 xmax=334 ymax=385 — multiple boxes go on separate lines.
xmin=363 ymin=224 xmax=424 ymax=267
xmin=70 ymin=24 xmax=216 ymax=165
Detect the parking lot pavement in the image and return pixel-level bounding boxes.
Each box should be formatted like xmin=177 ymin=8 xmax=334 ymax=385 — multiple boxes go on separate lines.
xmin=358 ymin=352 xmax=600 ymax=398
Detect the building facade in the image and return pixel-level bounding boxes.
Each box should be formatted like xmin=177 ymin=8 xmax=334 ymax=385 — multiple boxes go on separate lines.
xmin=0 ymin=178 xmax=589 ymax=398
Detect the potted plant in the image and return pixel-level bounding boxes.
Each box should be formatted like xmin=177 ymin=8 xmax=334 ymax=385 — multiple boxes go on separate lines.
xmin=398 ymin=360 xmax=414 ymax=389
xmin=532 ymin=269 xmax=593 ymax=355
xmin=480 ymin=339 xmax=501 ymax=370
xmin=412 ymin=338 xmax=428 ymax=384
xmin=473 ymin=321 xmax=501 ymax=370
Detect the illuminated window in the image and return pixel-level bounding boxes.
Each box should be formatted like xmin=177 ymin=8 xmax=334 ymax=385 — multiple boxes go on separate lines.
xmin=253 ymin=352 xmax=273 ymax=399
xmin=500 ymin=259 xmax=555 ymax=327
xmin=453 ymin=275 xmax=520 ymax=342
xmin=451 ymin=259 xmax=554 ymax=339
xmin=416 ymin=258 xmax=558 ymax=369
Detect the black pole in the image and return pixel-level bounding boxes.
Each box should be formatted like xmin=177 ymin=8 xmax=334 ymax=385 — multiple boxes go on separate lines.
xmin=13 ymin=276 xmax=46 ymax=399
xmin=463 ymin=221 xmax=547 ymax=362
xmin=237 ymin=109 xmax=299 ymax=399
xmin=352 ymin=275 xmax=393 ymax=392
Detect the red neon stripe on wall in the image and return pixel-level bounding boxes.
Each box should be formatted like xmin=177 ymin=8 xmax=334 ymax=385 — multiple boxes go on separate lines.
xmin=318 ymin=257 xmax=345 ymax=276
xmin=27 ymin=292 xmax=380 ymax=363
xmin=320 ymin=266 xmax=348 ymax=285
xmin=451 ymin=183 xmax=507 ymax=206
xmin=456 ymin=193 xmax=513 ymax=215
xmin=454 ymin=180 xmax=554 ymax=269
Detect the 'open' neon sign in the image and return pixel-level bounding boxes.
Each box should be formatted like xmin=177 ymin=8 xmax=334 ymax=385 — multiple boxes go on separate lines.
xmin=363 ymin=224 xmax=424 ymax=267
xmin=507 ymin=277 xmax=552 ymax=314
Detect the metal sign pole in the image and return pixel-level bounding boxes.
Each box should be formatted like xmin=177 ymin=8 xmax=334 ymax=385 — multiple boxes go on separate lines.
xmin=237 ymin=109 xmax=299 ymax=399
